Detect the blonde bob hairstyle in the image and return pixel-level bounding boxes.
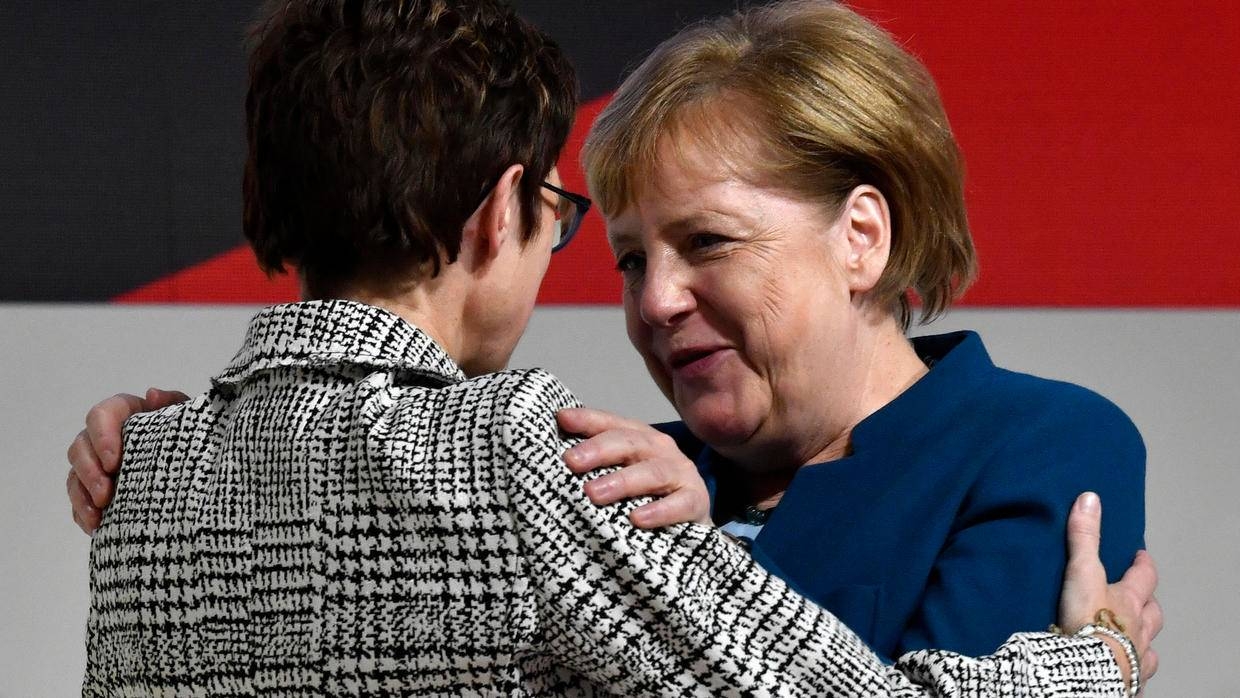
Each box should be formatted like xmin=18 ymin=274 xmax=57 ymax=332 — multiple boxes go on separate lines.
xmin=583 ymin=0 xmax=976 ymax=328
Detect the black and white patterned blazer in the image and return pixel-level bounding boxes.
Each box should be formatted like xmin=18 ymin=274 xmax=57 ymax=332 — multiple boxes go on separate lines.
xmin=84 ymin=300 xmax=1126 ymax=696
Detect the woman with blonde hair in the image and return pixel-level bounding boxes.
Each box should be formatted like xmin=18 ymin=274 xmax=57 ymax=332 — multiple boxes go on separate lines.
xmin=560 ymin=0 xmax=1150 ymax=664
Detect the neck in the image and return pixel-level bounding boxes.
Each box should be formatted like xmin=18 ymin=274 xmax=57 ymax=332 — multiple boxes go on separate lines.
xmin=732 ymin=312 xmax=929 ymax=508
xmin=806 ymin=318 xmax=927 ymax=461
xmin=329 ymin=273 xmax=483 ymax=376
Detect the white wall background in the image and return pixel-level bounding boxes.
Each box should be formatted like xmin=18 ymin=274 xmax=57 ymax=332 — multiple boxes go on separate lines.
xmin=1 ymin=305 xmax=1234 ymax=696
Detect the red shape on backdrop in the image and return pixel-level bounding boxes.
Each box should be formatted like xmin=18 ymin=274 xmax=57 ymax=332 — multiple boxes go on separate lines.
xmin=116 ymin=3 xmax=1240 ymax=306
xmin=114 ymin=245 xmax=299 ymax=304
xmin=537 ymin=95 xmax=620 ymax=304
xmin=851 ymin=1 xmax=1240 ymax=307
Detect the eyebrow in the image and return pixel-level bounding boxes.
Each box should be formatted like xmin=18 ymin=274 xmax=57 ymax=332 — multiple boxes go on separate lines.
xmin=662 ymin=214 xmax=717 ymax=234
xmin=606 ymin=210 xmax=734 ymax=249
xmin=605 ymin=227 xmax=639 ymax=251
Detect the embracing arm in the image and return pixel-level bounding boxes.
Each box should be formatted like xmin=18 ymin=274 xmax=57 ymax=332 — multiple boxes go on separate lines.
xmin=503 ymin=372 xmax=1144 ymax=697
xmin=67 ymin=388 xmax=190 ymax=533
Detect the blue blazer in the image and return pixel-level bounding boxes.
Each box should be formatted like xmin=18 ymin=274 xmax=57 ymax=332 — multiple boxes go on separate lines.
xmin=659 ymin=331 xmax=1146 ymax=661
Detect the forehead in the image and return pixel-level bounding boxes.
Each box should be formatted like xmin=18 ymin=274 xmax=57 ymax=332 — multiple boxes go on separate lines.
xmin=606 ymin=129 xmax=752 ymax=227
xmin=606 ymin=123 xmax=818 ymax=247
xmin=604 ymin=164 xmax=731 ymax=248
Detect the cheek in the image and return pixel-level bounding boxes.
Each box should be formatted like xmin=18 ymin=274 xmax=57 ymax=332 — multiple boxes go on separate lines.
xmin=623 ymin=299 xmax=652 ymax=354
xmin=700 ymin=265 xmax=786 ymax=368
xmin=621 ymin=295 xmax=643 ymax=347
xmin=752 ymin=286 xmax=801 ymax=364
xmin=623 ymin=296 xmax=673 ymax=393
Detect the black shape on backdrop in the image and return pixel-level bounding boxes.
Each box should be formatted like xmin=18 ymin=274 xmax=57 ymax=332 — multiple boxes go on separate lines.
xmin=514 ymin=0 xmax=758 ymax=101
xmin=0 ymin=0 xmax=752 ymax=301
xmin=0 ymin=2 xmax=255 ymax=301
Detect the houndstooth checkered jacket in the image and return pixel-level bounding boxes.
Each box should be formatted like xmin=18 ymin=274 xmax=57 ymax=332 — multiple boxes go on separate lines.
xmin=84 ymin=300 xmax=1127 ymax=696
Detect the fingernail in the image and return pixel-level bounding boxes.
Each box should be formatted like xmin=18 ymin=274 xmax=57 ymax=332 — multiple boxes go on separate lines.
xmin=585 ymin=479 xmax=613 ymax=502
xmin=102 ymin=449 xmax=117 ymax=465
xmin=1078 ymin=491 xmax=1100 ymax=514
xmin=92 ymin=480 xmax=109 ymax=499
xmin=565 ymin=445 xmax=594 ymax=469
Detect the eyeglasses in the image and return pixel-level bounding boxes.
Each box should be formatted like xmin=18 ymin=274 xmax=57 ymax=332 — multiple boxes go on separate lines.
xmin=541 ymin=181 xmax=591 ymax=253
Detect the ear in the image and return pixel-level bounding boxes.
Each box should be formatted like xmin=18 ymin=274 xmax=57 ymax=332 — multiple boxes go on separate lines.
xmin=460 ymin=163 xmax=525 ymax=268
xmin=838 ymin=185 xmax=891 ymax=294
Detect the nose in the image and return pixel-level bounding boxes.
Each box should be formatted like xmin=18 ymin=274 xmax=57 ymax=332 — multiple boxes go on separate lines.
xmin=638 ymin=256 xmax=695 ymax=328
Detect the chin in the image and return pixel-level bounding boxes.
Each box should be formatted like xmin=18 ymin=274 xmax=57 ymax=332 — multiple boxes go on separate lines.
xmin=680 ymin=403 xmax=757 ymax=451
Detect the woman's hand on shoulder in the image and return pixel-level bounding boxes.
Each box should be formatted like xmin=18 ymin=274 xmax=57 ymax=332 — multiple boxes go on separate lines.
xmin=557 ymin=407 xmax=712 ymax=529
xmin=67 ymin=387 xmax=190 ymax=534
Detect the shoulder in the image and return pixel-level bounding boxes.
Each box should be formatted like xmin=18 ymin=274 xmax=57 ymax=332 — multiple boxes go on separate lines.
xmin=450 ymin=367 xmax=580 ymax=431
xmin=486 ymin=368 xmax=582 ymax=420
xmin=925 ymin=331 xmax=1138 ymax=436
xmin=124 ymin=395 xmax=198 ymax=430
xmin=959 ymin=367 xmax=1145 ymax=511
xmin=380 ymin=367 xmax=581 ymax=460
xmin=121 ymin=393 xmax=213 ymax=449
xmin=112 ymin=393 xmax=219 ymax=509
xmin=982 ymin=367 xmax=1144 ymax=455
xmin=921 ymin=332 xmax=1146 ymax=486
xmin=920 ymin=331 xmax=1145 ymax=471
xmin=486 ymin=369 xmax=582 ymax=461
xmin=385 ymin=367 xmax=578 ymax=420
xmin=959 ymin=369 xmax=1147 ymax=572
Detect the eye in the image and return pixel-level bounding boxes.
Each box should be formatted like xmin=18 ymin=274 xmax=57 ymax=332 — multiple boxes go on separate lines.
xmin=614 ymin=251 xmax=646 ymax=274
xmin=688 ymin=232 xmax=728 ymax=250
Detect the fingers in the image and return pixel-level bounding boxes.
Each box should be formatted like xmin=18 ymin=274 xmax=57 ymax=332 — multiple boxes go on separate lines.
xmin=1058 ymin=492 xmax=1109 ymax=631
xmin=565 ymin=425 xmax=677 ymax=475
xmin=68 ymin=388 xmax=187 ymax=535
xmin=66 ymin=469 xmax=102 ymax=534
xmin=584 ymin=457 xmax=680 ymax=505
xmin=559 ymin=413 xmax=711 ymax=528
xmin=630 ymin=489 xmax=711 ymax=529
xmin=1143 ymin=648 xmax=1159 ymax=682
xmin=1132 ymin=590 xmax=1163 ymax=652
xmin=1138 ymin=595 xmax=1164 ymax=673
xmin=1065 ymin=492 xmax=1103 ymax=570
xmin=579 ymin=453 xmax=710 ymax=528
xmin=1103 ymin=552 xmax=1160 ymax=691
xmin=145 ymin=387 xmax=191 ymax=410
xmin=1064 ymin=492 xmax=1108 ymax=596
xmin=557 ymin=407 xmax=648 ymax=440
xmin=1119 ymin=550 xmax=1159 ymax=613
xmin=68 ymin=429 xmax=112 ymax=508
xmin=1144 ymin=595 xmax=1164 ymax=642
xmin=85 ymin=393 xmax=147 ymax=475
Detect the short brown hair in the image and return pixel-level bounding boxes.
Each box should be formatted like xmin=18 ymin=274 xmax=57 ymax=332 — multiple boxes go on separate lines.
xmin=583 ymin=0 xmax=975 ymax=328
xmin=243 ymin=0 xmax=578 ymax=298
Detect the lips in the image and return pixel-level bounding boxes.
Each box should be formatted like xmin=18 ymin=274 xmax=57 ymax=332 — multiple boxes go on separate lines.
xmin=664 ymin=345 xmax=730 ymax=378
xmin=668 ymin=347 xmax=718 ymax=369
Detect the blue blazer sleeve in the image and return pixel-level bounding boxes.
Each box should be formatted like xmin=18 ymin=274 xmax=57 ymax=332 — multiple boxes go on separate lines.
xmin=897 ymin=382 xmax=1146 ymax=658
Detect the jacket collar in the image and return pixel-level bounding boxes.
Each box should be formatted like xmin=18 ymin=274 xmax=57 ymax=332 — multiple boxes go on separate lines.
xmin=847 ymin=330 xmax=992 ymax=451
xmin=697 ymin=331 xmax=994 ymax=512
xmin=211 ymin=300 xmax=465 ymax=392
